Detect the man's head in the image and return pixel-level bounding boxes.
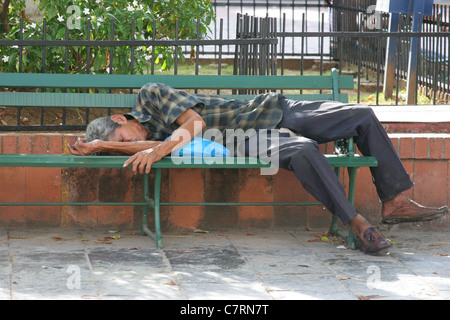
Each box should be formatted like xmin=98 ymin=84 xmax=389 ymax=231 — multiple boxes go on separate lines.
xmin=85 ymin=116 xmax=121 ymax=142
xmin=86 ymin=115 xmax=150 ymax=142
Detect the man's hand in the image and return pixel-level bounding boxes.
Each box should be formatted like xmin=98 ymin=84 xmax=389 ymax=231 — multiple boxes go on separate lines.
xmin=67 ymin=138 xmax=103 ymax=156
xmin=122 ymin=109 xmax=205 ymax=174
xmin=123 ymin=148 xmax=163 ymax=174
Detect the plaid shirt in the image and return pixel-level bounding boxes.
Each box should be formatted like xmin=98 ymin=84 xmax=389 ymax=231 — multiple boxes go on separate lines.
xmin=126 ymin=82 xmax=283 ymax=142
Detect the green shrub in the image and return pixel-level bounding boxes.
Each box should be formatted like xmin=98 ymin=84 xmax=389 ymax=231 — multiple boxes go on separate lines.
xmin=0 ymin=0 xmax=215 ymax=74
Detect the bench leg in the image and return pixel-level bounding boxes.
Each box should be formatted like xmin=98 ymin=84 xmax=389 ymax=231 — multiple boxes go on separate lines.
xmin=153 ymin=168 xmax=163 ymax=248
xmin=141 ymin=170 xmax=163 ymax=249
xmin=346 ymin=167 xmax=357 ymax=249
xmin=328 ymin=167 xmax=357 ymax=250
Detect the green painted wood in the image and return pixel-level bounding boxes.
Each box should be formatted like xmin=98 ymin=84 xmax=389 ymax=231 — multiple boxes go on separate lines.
xmin=0 ymin=154 xmax=377 ymax=168
xmin=0 ymin=72 xmax=354 ymax=90
xmin=0 ymin=92 xmax=137 ymax=108
xmin=0 ymin=154 xmax=270 ymax=168
xmin=0 ymin=92 xmax=349 ymax=108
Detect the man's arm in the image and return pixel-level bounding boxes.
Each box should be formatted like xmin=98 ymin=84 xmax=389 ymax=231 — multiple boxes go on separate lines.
xmin=67 ymin=139 xmax=162 ymax=156
xmin=123 ymin=109 xmax=206 ymax=174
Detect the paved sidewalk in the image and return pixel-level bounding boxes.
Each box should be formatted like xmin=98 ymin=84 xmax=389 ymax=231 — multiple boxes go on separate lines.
xmin=1 ymin=226 xmax=449 ymax=300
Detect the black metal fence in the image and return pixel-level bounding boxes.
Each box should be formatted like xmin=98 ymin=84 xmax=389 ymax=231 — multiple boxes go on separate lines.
xmin=329 ymin=0 xmax=450 ymax=105
xmin=211 ymin=0 xmax=450 ymax=105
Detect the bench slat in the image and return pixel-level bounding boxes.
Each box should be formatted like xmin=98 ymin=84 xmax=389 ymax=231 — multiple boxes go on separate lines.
xmin=0 ymin=154 xmax=270 ymax=168
xmin=0 ymin=92 xmax=350 ymax=108
xmin=0 ymin=154 xmax=377 ymax=168
xmin=0 ymin=73 xmax=354 ymax=90
xmin=0 ymin=92 xmax=137 ymax=108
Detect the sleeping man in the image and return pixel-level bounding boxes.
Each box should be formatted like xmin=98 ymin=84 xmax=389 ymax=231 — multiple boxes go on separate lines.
xmin=68 ymin=82 xmax=448 ymax=255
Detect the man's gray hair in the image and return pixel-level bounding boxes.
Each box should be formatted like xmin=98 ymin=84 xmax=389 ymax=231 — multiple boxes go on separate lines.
xmin=85 ymin=116 xmax=121 ymax=142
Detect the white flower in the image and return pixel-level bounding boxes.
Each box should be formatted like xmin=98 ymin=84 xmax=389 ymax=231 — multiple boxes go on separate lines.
xmin=127 ymin=5 xmax=134 ymax=12
xmin=2 ymin=56 xmax=9 ymax=63
xmin=133 ymin=0 xmax=138 ymax=6
xmin=83 ymin=8 xmax=90 ymax=15
xmin=57 ymin=14 xmax=64 ymax=22
xmin=30 ymin=22 xmax=37 ymax=29
xmin=96 ymin=0 xmax=101 ymax=3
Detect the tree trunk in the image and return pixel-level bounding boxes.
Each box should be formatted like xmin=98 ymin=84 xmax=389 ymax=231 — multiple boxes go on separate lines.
xmin=0 ymin=0 xmax=12 ymax=34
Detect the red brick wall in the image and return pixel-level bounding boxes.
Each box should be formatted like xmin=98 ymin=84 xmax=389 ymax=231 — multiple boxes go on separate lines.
xmin=0 ymin=133 xmax=449 ymax=231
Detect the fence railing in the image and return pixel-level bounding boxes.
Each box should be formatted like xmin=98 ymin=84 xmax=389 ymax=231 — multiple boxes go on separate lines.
xmin=210 ymin=0 xmax=450 ymax=105
xmin=329 ymin=0 xmax=450 ymax=105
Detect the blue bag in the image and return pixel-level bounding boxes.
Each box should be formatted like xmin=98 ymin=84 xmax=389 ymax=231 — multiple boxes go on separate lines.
xmin=166 ymin=136 xmax=231 ymax=157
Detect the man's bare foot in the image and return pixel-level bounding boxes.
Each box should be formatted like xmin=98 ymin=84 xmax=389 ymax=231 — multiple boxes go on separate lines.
xmin=381 ymin=193 xmax=448 ymax=225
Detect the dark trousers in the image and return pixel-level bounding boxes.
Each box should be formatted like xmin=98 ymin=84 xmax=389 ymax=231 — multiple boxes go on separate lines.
xmin=244 ymin=97 xmax=414 ymax=225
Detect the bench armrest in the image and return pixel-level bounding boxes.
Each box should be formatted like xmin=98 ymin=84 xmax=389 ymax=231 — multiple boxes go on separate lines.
xmin=334 ymin=138 xmax=355 ymax=156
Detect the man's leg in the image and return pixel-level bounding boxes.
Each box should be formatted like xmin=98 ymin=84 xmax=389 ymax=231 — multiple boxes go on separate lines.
xmin=276 ymin=98 xmax=413 ymax=201
xmin=243 ymin=132 xmax=392 ymax=254
xmin=276 ymin=98 xmax=447 ymax=223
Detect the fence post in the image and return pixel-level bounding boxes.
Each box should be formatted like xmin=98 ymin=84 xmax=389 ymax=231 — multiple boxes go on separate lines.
xmin=407 ymin=0 xmax=428 ymax=104
xmin=383 ymin=12 xmax=399 ymax=100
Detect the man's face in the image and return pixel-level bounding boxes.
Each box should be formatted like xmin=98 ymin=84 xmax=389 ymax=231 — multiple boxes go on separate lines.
xmin=108 ymin=121 xmax=149 ymax=142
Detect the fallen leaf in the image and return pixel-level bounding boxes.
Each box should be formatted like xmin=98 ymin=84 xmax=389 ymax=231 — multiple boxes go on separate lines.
xmin=95 ymin=238 xmax=112 ymax=244
xmin=52 ymin=236 xmax=63 ymax=241
xmin=194 ymin=228 xmax=209 ymax=234
xmin=127 ymin=247 xmax=141 ymax=251
xmin=104 ymin=235 xmax=121 ymax=240
xmin=80 ymin=238 xmax=89 ymax=242
xmin=164 ymin=281 xmax=177 ymax=286
xmin=387 ymin=239 xmax=401 ymax=245
xmin=9 ymin=236 xmax=26 ymax=239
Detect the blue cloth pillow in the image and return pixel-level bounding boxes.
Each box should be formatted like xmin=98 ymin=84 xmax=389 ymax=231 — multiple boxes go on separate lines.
xmin=165 ymin=136 xmax=231 ymax=157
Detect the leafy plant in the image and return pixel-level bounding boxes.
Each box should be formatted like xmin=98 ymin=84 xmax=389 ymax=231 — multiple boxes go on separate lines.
xmin=0 ymin=0 xmax=215 ymax=74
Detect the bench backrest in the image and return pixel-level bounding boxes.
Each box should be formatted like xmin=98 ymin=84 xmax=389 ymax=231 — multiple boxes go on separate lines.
xmin=0 ymin=69 xmax=354 ymax=109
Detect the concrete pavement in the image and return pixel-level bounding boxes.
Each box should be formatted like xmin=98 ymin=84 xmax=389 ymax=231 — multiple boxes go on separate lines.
xmin=1 ymin=226 xmax=449 ymax=301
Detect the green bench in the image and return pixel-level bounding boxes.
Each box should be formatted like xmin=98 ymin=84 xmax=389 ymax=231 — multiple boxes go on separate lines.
xmin=0 ymin=69 xmax=378 ymax=249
